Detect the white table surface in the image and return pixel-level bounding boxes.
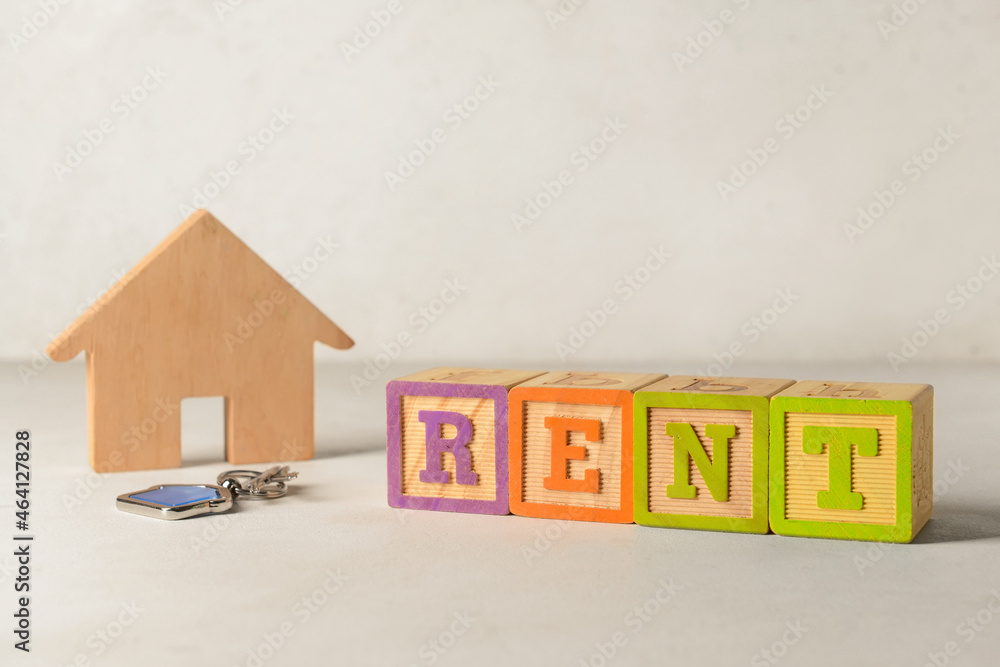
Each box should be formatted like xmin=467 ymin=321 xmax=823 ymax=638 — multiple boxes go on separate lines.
xmin=2 ymin=360 xmax=999 ymax=666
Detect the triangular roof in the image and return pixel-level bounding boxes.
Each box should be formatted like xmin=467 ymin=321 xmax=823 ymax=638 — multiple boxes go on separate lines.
xmin=46 ymin=210 xmax=353 ymax=361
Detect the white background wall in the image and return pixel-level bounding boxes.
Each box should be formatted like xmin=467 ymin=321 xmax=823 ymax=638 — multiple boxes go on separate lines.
xmin=2 ymin=0 xmax=998 ymax=377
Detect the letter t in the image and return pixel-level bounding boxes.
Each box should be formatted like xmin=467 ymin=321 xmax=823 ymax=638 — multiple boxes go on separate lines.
xmin=802 ymin=425 xmax=878 ymax=510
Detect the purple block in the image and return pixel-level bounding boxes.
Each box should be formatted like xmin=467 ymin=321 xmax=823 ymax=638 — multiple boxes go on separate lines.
xmin=386 ymin=379 xmax=512 ymax=515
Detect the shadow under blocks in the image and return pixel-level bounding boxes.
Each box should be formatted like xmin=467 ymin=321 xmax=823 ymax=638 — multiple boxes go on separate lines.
xmin=386 ymin=369 xmax=934 ymax=544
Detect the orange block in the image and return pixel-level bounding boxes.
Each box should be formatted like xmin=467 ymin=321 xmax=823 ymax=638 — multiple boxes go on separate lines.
xmin=509 ymin=371 xmax=665 ymax=523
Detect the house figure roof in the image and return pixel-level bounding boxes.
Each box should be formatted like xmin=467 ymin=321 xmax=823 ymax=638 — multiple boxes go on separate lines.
xmin=46 ymin=209 xmax=354 ymax=471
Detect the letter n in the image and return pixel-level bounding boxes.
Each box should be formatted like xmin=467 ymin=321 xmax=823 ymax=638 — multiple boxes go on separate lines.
xmin=665 ymin=423 xmax=734 ymax=502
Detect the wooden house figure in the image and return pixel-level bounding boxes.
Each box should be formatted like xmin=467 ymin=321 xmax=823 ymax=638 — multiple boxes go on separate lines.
xmin=46 ymin=210 xmax=354 ymax=472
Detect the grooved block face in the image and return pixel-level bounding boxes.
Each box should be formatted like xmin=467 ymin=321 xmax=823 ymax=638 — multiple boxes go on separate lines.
xmin=634 ymin=377 xmax=790 ymax=533
xmin=783 ymin=413 xmax=897 ymax=525
xmin=386 ymin=369 xmax=543 ymax=515
xmin=521 ymin=401 xmax=623 ymax=510
xmin=769 ymin=381 xmax=934 ymax=543
xmin=400 ymin=396 xmax=497 ymax=501
xmin=647 ymin=408 xmax=754 ymax=519
xmin=509 ymin=372 xmax=665 ymax=524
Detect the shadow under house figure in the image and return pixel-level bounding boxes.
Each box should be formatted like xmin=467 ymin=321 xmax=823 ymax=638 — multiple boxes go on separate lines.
xmin=45 ymin=210 xmax=354 ymax=472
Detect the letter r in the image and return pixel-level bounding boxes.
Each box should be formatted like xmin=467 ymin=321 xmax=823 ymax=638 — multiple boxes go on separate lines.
xmin=418 ymin=411 xmax=477 ymax=485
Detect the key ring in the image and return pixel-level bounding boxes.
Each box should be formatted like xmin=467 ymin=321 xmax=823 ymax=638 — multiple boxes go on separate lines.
xmin=116 ymin=465 xmax=299 ymax=520
xmin=217 ymin=466 xmax=298 ymax=499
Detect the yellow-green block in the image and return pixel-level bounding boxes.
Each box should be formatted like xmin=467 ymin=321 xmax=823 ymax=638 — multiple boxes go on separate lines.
xmin=769 ymin=381 xmax=934 ymax=543
xmin=634 ymin=376 xmax=793 ymax=534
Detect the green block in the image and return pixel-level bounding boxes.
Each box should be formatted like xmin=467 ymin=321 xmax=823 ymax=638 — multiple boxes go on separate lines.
xmin=769 ymin=381 xmax=934 ymax=543
xmin=634 ymin=377 xmax=793 ymax=534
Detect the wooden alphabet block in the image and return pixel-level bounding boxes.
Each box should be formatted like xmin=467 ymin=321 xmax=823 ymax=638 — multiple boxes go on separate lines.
xmin=633 ymin=376 xmax=794 ymax=534
xmin=386 ymin=367 xmax=543 ymax=514
xmin=769 ymin=381 xmax=934 ymax=542
xmin=509 ymin=371 xmax=665 ymax=523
